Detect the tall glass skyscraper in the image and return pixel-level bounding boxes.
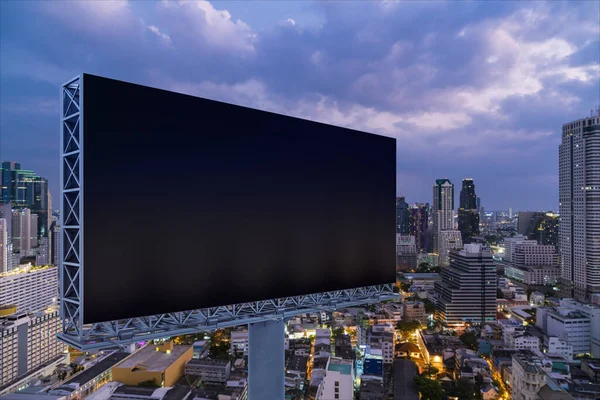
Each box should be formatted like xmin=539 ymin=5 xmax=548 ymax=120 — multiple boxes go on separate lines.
xmin=396 ymin=196 xmax=410 ymax=235
xmin=458 ymin=178 xmax=479 ymax=244
xmin=559 ymin=111 xmax=600 ymax=301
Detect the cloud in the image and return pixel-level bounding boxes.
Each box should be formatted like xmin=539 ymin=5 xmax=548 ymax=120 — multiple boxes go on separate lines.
xmin=2 ymin=0 xmax=598 ymax=210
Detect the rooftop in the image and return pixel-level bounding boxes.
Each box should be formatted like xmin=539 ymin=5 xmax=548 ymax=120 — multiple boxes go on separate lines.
xmin=115 ymin=345 xmax=191 ymax=372
xmin=393 ymin=359 xmax=419 ymax=400
xmin=327 ymin=362 xmax=352 ymax=375
xmin=64 ymin=352 xmax=130 ymax=386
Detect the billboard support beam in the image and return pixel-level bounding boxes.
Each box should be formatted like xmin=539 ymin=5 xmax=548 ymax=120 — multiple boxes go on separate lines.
xmin=248 ymin=319 xmax=285 ymax=400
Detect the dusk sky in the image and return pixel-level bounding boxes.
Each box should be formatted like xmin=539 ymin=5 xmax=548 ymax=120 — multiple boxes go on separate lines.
xmin=1 ymin=0 xmax=599 ymax=211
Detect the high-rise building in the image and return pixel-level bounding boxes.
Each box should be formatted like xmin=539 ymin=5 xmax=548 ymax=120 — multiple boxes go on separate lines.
xmin=11 ymin=208 xmax=38 ymax=258
xmin=432 ymin=179 xmax=454 ymax=254
xmin=518 ymin=212 xmax=559 ymax=250
xmin=50 ymin=221 xmax=60 ymax=266
xmin=396 ymin=235 xmax=417 ymax=272
xmin=409 ymin=203 xmax=428 ymax=252
xmin=458 ymin=178 xmax=479 ymax=244
xmin=558 ymin=111 xmax=600 ymax=300
xmin=0 ymin=219 xmax=7 ymax=273
xmin=476 ymin=197 xmax=481 ymax=213
xmin=0 ymin=265 xmax=58 ymax=313
xmin=316 ymin=357 xmax=355 ymax=400
xmin=0 ymin=162 xmax=49 ymax=238
xmin=0 ymin=307 xmax=68 ymax=387
xmin=435 ymin=244 xmax=496 ymax=327
xmin=396 ymin=196 xmax=410 ymax=235
xmin=438 ymin=230 xmax=463 ymax=266
xmin=36 ymin=237 xmax=50 ymax=266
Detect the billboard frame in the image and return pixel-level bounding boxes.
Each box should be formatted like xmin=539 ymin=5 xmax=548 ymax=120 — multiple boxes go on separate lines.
xmin=59 ymin=74 xmax=397 ymax=351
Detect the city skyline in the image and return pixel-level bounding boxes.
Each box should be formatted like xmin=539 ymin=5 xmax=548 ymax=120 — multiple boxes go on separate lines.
xmin=1 ymin=1 xmax=599 ymax=210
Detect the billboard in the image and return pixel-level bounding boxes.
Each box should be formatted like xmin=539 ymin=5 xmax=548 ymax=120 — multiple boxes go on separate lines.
xmin=77 ymin=74 xmax=395 ymax=324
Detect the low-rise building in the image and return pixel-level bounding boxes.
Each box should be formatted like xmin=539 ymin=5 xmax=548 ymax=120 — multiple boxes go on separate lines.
xmin=316 ymin=358 xmax=354 ymax=400
xmin=185 ymin=359 xmax=231 ymax=384
xmin=112 ymin=342 xmax=192 ymax=387
xmin=230 ymin=330 xmax=249 ymax=356
xmin=402 ymin=302 xmax=425 ymax=323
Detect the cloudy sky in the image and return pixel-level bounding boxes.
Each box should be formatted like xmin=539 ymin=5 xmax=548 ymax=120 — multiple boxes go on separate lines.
xmin=1 ymin=0 xmax=598 ymax=211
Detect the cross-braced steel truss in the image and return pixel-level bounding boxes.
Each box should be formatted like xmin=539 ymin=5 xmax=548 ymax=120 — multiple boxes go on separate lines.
xmin=60 ymin=75 xmax=84 ymax=343
xmin=59 ymin=74 xmax=398 ymax=352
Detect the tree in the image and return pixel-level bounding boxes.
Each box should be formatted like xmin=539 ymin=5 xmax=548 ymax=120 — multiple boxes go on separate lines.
xmin=422 ymin=298 xmax=437 ymax=314
xmin=459 ymin=332 xmax=479 ymax=351
xmin=414 ymin=375 xmax=445 ymax=400
xmin=139 ymin=378 xmax=160 ymax=388
xmin=496 ymin=288 xmax=504 ymax=299
xmin=396 ymin=320 xmax=422 ymax=338
xmin=332 ymin=327 xmax=344 ymax=337
xmin=424 ymin=363 xmax=440 ymax=377
xmin=455 ymin=378 xmax=481 ymax=400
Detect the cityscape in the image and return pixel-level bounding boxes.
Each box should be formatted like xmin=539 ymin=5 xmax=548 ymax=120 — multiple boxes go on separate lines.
xmin=1 ymin=1 xmax=600 ymax=400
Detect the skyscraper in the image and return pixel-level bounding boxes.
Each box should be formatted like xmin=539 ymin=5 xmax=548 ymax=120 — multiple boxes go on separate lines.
xmin=457 ymin=178 xmax=479 ymax=244
xmin=11 ymin=208 xmax=38 ymax=259
xmin=0 ymin=162 xmax=49 ymax=238
xmin=559 ymin=111 xmax=600 ymax=300
xmin=409 ymin=203 xmax=428 ymax=252
xmin=0 ymin=218 xmax=7 ymax=273
xmin=432 ymin=179 xmax=455 ymax=257
xmin=396 ymin=197 xmax=410 ymax=234
xmin=518 ymin=212 xmax=559 ymax=250
xmin=435 ymin=243 xmax=496 ymax=327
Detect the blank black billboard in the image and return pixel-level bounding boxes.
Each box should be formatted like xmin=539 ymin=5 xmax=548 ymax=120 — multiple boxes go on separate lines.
xmin=81 ymin=74 xmax=396 ymax=323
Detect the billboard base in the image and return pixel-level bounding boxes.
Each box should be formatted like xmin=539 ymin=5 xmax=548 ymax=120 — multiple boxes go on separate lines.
xmin=248 ymin=319 xmax=285 ymax=399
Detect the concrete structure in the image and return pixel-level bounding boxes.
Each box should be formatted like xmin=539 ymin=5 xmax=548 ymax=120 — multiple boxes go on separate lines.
xmin=0 ymin=219 xmax=8 ymax=274
xmin=432 ymin=179 xmax=454 ymax=256
xmin=402 ymin=301 xmax=425 ymax=323
xmin=396 ymin=197 xmax=410 ymax=235
xmin=546 ymin=337 xmax=573 ymax=361
xmin=112 ymin=342 xmax=192 ymax=387
xmin=185 ymin=359 xmax=231 ymax=383
xmin=435 ymin=244 xmax=496 ymax=327
xmin=396 ymin=235 xmax=417 ymax=272
xmin=503 ymin=235 xmax=538 ymax=264
xmin=49 ymin=351 xmax=130 ymax=400
xmin=508 ymin=335 xmax=540 ymax=351
xmin=316 ymin=357 xmax=354 ymax=400
xmin=0 ymin=307 xmax=67 ymax=387
xmin=458 ymin=178 xmax=479 ymax=244
xmin=511 ymin=352 xmax=548 ymax=400
xmin=409 ymin=203 xmax=428 ymax=252
xmin=230 ymin=330 xmax=249 ymax=356
xmin=438 ymin=230 xmax=463 ymax=266
xmin=559 ymin=112 xmax=600 ymax=301
xmin=0 ymin=266 xmax=58 ymax=313
xmin=35 ymin=238 xmax=50 ymax=267
xmin=546 ymin=309 xmax=591 ymax=356
xmin=504 ymin=264 xmax=560 ymax=286
xmin=11 ymin=209 xmax=37 ymax=258
xmin=558 ymin=299 xmax=600 ymax=358
xmin=512 ymin=243 xmax=559 ymax=268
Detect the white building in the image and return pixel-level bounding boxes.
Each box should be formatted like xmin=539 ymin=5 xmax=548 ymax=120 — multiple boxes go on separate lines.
xmin=0 ymin=218 xmax=7 ymax=273
xmin=0 ymin=307 xmax=67 ymax=387
xmin=432 ymin=179 xmax=454 ymax=256
xmin=512 ymin=243 xmax=559 ymax=268
xmin=0 ymin=265 xmax=58 ymax=313
xmin=36 ymin=237 xmax=50 ymax=266
xmin=11 ymin=208 xmax=38 ymax=257
xmin=546 ymin=337 xmax=573 ymax=360
xmin=511 ymin=353 xmax=548 ymax=400
xmin=546 ymin=309 xmax=591 ymax=356
xmin=316 ymin=357 xmax=354 ymax=400
xmin=503 ymin=235 xmax=537 ymax=264
xmin=504 ymin=264 xmax=560 ymax=286
xmin=230 ymin=330 xmax=249 ymax=356
xmin=438 ymin=230 xmax=463 ymax=266
xmin=509 ymin=335 xmax=540 ymax=351
xmin=559 ymin=299 xmax=600 ymax=358
xmin=559 ymin=112 xmax=600 ymax=301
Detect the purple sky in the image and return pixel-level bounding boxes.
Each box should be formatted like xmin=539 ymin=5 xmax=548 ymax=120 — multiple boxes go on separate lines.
xmin=1 ymin=1 xmax=599 ymax=211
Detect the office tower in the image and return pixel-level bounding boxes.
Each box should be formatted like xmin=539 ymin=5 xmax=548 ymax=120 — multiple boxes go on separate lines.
xmin=396 ymin=234 xmax=417 ymax=272
xmin=476 ymin=197 xmax=481 ymax=213
xmin=0 ymin=219 xmax=7 ymax=273
xmin=11 ymin=209 xmax=38 ymax=259
xmin=396 ymin=196 xmax=410 ymax=234
xmin=518 ymin=212 xmax=559 ymax=250
xmin=409 ymin=204 xmax=428 ymax=252
xmin=0 ymin=307 xmax=67 ymax=387
xmin=50 ymin=222 xmax=60 ymax=266
xmin=509 ymin=208 xmax=513 ymax=219
xmin=432 ymin=179 xmax=454 ymax=254
xmin=0 ymin=162 xmax=50 ymax=238
xmin=438 ymin=230 xmax=463 ymax=266
xmin=36 ymin=237 xmax=50 ymax=265
xmin=0 ymin=265 xmax=58 ymax=313
xmin=435 ymin=244 xmax=496 ymax=327
xmin=559 ymin=111 xmax=600 ymax=300
xmin=458 ymin=178 xmax=479 ymax=244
